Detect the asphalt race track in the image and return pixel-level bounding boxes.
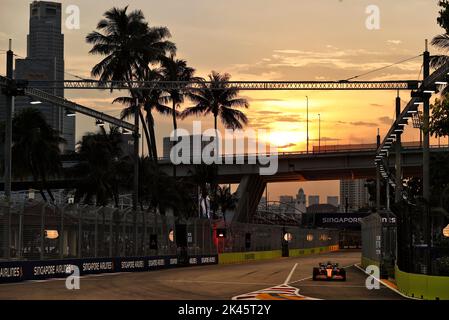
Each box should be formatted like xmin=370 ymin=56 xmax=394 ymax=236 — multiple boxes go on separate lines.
xmin=0 ymin=250 xmax=406 ymax=300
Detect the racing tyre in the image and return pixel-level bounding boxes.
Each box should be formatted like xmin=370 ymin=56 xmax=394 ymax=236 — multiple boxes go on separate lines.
xmin=340 ymin=269 xmax=347 ymax=281
xmin=312 ymin=267 xmax=319 ymax=281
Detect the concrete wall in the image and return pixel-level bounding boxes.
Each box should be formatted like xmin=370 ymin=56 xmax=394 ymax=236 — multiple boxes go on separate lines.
xmin=395 ymin=265 xmax=449 ymax=300
xmin=218 ymin=244 xmax=339 ymax=264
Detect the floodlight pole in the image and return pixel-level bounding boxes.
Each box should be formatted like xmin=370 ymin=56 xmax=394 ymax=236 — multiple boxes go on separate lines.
xmin=376 ymin=129 xmax=381 ymax=211
xmin=133 ymin=99 xmax=140 ymax=256
xmin=318 ymin=113 xmax=321 ymax=152
xmin=133 ymin=100 xmax=140 ymax=212
xmin=422 ymin=40 xmax=431 ymax=275
xmin=423 ymin=40 xmax=430 ymax=205
xmin=306 ymin=96 xmax=309 ymax=153
xmin=4 ymin=40 xmax=13 ymax=201
xmin=395 ymin=94 xmax=402 ymax=203
xmin=3 ymin=39 xmax=14 ymax=260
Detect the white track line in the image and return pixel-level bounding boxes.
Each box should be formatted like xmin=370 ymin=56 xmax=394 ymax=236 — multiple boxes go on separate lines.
xmin=156 ymin=279 xmax=277 ymax=286
xmin=288 ymin=276 xmax=312 ymax=285
xmin=353 ymin=264 xmax=420 ymax=300
xmin=283 ymin=263 xmax=298 ymax=285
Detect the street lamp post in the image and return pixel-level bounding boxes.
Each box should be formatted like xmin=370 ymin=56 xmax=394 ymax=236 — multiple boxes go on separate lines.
xmin=395 ymin=94 xmax=402 ymax=203
xmin=4 ymin=40 xmax=13 ymax=201
xmin=3 ymin=39 xmax=14 ymax=260
xmin=318 ymin=113 xmax=321 ymax=153
xmin=376 ymin=129 xmax=381 ymax=211
xmin=306 ymin=96 xmax=309 ymax=153
xmin=133 ymin=98 xmax=140 ymax=256
xmin=422 ymin=40 xmax=431 ymax=275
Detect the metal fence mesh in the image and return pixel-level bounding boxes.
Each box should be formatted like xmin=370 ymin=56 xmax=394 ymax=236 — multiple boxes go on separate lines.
xmin=0 ymin=201 xmax=200 ymax=261
xmin=219 ymin=222 xmax=339 ymax=253
xmin=0 ymin=200 xmax=339 ymax=262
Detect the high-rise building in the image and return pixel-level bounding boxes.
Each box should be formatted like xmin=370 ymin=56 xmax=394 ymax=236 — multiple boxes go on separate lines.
xmin=279 ymin=195 xmax=294 ymax=213
xmin=340 ymin=179 xmax=370 ymax=212
xmin=327 ymin=196 xmax=339 ymax=207
xmin=279 ymin=195 xmax=293 ymax=214
xmin=308 ymin=195 xmax=320 ymax=206
xmin=295 ymin=188 xmax=306 ymax=214
xmin=1 ymin=1 xmax=75 ymax=151
xmin=279 ymin=195 xmax=294 ymax=204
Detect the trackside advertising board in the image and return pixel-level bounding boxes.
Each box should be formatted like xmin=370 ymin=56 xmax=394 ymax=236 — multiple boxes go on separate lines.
xmin=309 ymin=212 xmax=397 ymax=229
xmin=0 ymin=254 xmax=218 ymax=283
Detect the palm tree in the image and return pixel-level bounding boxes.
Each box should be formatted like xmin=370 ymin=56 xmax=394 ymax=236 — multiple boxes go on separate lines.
xmin=142 ymin=88 xmax=174 ymax=161
xmin=69 ymin=126 xmax=126 ymax=207
xmin=181 ymin=71 xmax=249 ymax=131
xmin=431 ymin=35 xmax=449 ymax=73
xmin=189 ymin=164 xmax=218 ymax=218
xmin=86 ymin=6 xmax=176 ymax=160
xmin=210 ymin=185 xmax=237 ymax=224
xmin=432 ymin=1 xmax=449 ymax=70
xmin=138 ymin=156 xmax=174 ymax=212
xmin=1 ymin=108 xmax=66 ymax=202
xmin=159 ymin=55 xmax=198 ymax=177
xmin=114 ymin=70 xmax=174 ymax=163
xmin=159 ymin=55 xmax=199 ymax=132
xmin=86 ymin=6 xmax=175 ymax=86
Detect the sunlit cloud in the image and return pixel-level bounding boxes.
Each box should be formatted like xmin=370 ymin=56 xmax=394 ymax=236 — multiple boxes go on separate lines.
xmin=378 ymin=116 xmax=394 ymax=125
xmin=387 ymin=40 xmax=403 ymax=45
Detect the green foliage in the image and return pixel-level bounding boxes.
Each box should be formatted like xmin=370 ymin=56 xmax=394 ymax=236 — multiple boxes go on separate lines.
xmin=182 ymin=71 xmax=249 ymax=130
xmin=210 ymin=185 xmax=237 ymax=222
xmin=86 ymin=6 xmax=175 ymax=84
xmin=69 ymin=126 xmax=125 ymax=206
xmin=437 ymin=0 xmax=449 ymax=33
xmin=431 ymin=2 xmax=449 ymax=68
xmin=1 ymin=108 xmax=65 ymax=202
xmin=436 ymin=256 xmax=449 ymax=275
xmin=430 ymin=94 xmax=449 ymax=138
xmin=159 ymin=55 xmax=199 ymax=133
xmin=86 ymin=6 xmax=175 ymax=164
xmin=189 ymin=164 xmax=219 ymax=217
xmin=138 ymin=156 xmax=196 ymax=216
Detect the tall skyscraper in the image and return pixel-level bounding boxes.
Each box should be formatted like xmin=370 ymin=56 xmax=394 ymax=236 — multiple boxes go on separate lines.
xmin=279 ymin=195 xmax=294 ymax=213
xmin=327 ymin=196 xmax=339 ymax=207
xmin=339 ymin=179 xmax=370 ymax=212
xmin=308 ymin=195 xmax=320 ymax=206
xmin=4 ymin=1 xmax=75 ymax=151
xmin=295 ymin=188 xmax=306 ymax=215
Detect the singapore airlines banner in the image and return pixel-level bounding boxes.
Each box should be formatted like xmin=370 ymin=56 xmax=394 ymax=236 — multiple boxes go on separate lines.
xmin=313 ymin=212 xmax=396 ymax=229
xmin=0 ymin=254 xmax=218 ymax=284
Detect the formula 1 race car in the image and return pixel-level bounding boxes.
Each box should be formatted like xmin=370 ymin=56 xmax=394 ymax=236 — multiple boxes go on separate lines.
xmin=312 ymin=262 xmax=346 ymax=281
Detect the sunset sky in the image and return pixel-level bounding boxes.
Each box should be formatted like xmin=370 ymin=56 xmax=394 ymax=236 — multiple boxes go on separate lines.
xmin=0 ymin=0 xmax=446 ymax=202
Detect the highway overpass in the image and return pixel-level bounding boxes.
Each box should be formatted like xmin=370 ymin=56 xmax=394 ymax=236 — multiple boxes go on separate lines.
xmin=159 ymin=146 xmax=448 ymax=222
xmin=2 ymin=146 xmax=448 ymax=222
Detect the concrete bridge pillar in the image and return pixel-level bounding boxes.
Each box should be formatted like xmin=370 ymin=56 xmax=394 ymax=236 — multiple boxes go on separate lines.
xmin=232 ymin=175 xmax=266 ymax=223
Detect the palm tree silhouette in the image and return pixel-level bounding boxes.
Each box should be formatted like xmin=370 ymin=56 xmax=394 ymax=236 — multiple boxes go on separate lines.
xmin=190 ymin=164 xmax=218 ymax=218
xmin=431 ymin=34 xmax=449 ymax=71
xmin=210 ymin=185 xmax=237 ymax=224
xmin=69 ymin=126 xmax=125 ymax=207
xmin=182 ymin=71 xmax=249 ymax=131
xmin=86 ymin=6 xmax=175 ymax=159
xmin=86 ymin=6 xmax=175 ymax=85
xmin=160 ymin=55 xmax=198 ymax=131
xmin=114 ymin=70 xmax=174 ymax=163
xmin=2 ymin=108 xmax=66 ymax=202
xmin=160 ymin=55 xmax=199 ymax=176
